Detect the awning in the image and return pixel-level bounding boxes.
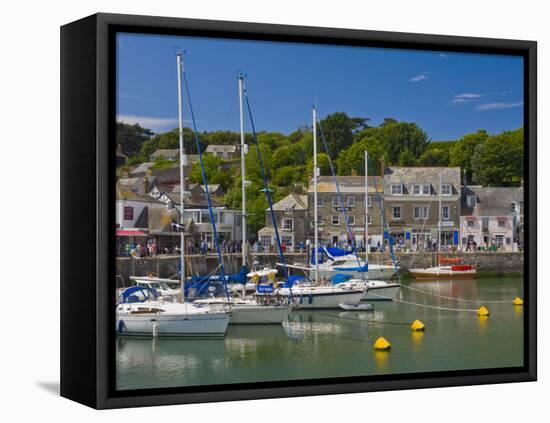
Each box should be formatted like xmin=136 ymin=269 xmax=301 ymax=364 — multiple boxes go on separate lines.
xmin=116 ymin=229 xmax=148 ymax=237
xmin=496 ymin=216 xmax=508 ymax=221
xmin=465 ymin=216 xmax=477 ymax=220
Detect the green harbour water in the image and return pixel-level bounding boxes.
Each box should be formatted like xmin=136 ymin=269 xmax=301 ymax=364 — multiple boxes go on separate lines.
xmin=116 ymin=277 xmax=524 ymax=391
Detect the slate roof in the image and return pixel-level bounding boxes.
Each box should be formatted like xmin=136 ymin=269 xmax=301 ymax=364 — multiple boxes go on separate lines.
xmin=384 ymin=166 xmax=461 ymax=195
xmin=268 ymin=193 xmax=308 ymax=211
xmin=462 ymin=186 xmax=524 ymax=217
xmin=205 ymin=144 xmax=238 ymax=153
xmin=307 ymin=176 xmax=382 ymax=193
xmin=130 ymin=162 xmax=154 ymax=175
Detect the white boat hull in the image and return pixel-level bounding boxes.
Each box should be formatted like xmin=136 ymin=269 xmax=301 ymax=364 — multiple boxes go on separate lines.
xmin=229 ymin=304 xmax=290 ymax=324
xmin=362 ymin=285 xmax=401 ymax=301
xmin=409 ymin=267 xmax=477 ymax=279
xmin=116 ymin=303 xmax=230 ymax=337
xmin=316 ymin=264 xmax=397 ymax=280
xmin=278 ymin=287 xmax=365 ymax=309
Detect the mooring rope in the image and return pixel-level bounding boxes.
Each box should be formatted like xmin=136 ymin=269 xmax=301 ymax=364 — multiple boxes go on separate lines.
xmin=365 ymin=290 xmax=481 ymax=312
xmin=399 ymin=284 xmax=514 ymax=303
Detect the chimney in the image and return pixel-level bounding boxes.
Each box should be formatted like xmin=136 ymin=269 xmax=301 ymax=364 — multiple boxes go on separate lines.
xmin=143 ymin=175 xmax=149 ymax=194
xmin=379 ymin=157 xmax=386 ymax=177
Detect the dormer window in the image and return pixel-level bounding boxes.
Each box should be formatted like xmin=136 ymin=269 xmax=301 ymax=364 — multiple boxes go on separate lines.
xmin=284 ymin=207 xmax=293 ymax=215
xmin=467 ymin=195 xmax=476 ymax=208
xmin=413 ymin=184 xmax=430 ymax=195
xmin=391 ymin=184 xmax=403 ymax=195
xmin=510 ymin=202 xmax=517 ymax=213
xmin=441 ymin=184 xmax=452 ymax=196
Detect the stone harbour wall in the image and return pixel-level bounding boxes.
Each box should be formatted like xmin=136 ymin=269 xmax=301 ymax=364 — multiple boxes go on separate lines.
xmin=115 ymin=251 xmax=524 ymax=286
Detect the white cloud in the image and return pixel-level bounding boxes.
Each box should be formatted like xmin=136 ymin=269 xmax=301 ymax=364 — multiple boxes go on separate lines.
xmin=452 ymin=93 xmax=484 ymax=104
xmin=475 ymin=101 xmax=523 ymax=111
xmin=117 ymin=114 xmax=180 ymax=132
xmin=409 ymin=72 xmax=428 ymax=82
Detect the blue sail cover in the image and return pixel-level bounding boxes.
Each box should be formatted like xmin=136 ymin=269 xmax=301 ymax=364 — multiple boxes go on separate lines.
xmin=331 ymin=274 xmax=352 ymax=284
xmin=188 ymin=266 xmax=248 ymax=284
xmin=280 ymin=275 xmax=305 ymax=288
xmin=311 ymin=247 xmax=354 ymax=265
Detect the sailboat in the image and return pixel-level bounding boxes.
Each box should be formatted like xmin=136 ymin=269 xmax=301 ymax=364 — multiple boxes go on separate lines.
xmin=275 ymin=106 xmax=364 ymax=309
xmin=192 ymin=74 xmax=290 ymax=324
xmin=116 ymin=52 xmax=231 ymax=337
xmin=409 ymin=173 xmax=476 ymax=279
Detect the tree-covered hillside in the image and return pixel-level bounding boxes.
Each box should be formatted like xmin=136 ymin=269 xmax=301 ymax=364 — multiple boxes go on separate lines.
xmin=117 ymin=113 xmax=524 ymax=233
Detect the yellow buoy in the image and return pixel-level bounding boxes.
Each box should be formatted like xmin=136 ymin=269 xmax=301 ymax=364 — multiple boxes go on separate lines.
xmin=410 ymin=319 xmax=425 ymax=331
xmin=513 ymin=297 xmax=524 ymax=306
xmin=478 ymin=306 xmax=490 ymax=316
xmin=374 ymin=337 xmax=391 ymax=350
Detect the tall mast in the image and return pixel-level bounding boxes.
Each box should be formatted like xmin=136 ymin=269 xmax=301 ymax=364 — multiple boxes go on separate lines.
xmin=238 ymin=74 xmax=247 ymax=269
xmin=176 ymin=52 xmax=186 ymax=301
xmin=313 ymin=107 xmax=319 ymax=284
xmin=364 ymin=150 xmax=369 ymax=261
xmin=438 ymin=172 xmax=442 ymax=257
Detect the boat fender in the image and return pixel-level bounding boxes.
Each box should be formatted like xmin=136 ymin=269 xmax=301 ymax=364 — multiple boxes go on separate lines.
xmin=477 ymin=306 xmax=490 ymax=316
xmin=513 ymin=297 xmax=524 ymax=306
xmin=117 ymin=320 xmax=125 ymax=334
xmin=152 ymin=322 xmax=159 ymax=338
xmin=299 ymin=295 xmax=304 ymax=304
xmin=308 ymin=294 xmax=314 ymax=304
xmin=410 ymin=320 xmax=425 ymax=331
xmin=374 ymin=337 xmax=391 ymax=350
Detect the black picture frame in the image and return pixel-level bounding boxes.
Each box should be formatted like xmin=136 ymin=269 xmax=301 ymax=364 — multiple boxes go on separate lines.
xmin=60 ymin=12 xmax=537 ymax=409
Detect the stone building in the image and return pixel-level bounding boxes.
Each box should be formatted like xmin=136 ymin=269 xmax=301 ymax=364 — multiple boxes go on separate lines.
xmin=460 ymin=186 xmax=523 ymax=251
xmin=306 ymin=176 xmax=384 ymax=248
xmin=205 ymin=144 xmax=239 ymax=160
xmin=382 ymin=166 xmax=462 ymax=249
xmin=257 ymin=193 xmax=308 ymax=252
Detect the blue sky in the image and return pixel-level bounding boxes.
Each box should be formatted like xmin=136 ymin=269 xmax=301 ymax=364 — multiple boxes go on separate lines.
xmin=117 ymin=33 xmax=524 ymax=141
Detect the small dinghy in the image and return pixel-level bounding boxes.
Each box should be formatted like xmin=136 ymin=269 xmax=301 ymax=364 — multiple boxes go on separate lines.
xmin=338 ymin=302 xmax=374 ymax=311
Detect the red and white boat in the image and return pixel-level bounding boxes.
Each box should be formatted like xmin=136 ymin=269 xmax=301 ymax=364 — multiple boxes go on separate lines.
xmin=409 ymin=256 xmax=476 ymax=279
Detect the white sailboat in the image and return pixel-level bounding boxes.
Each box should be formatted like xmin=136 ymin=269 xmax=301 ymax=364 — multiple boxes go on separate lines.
xmin=116 ymin=52 xmax=230 ymax=337
xmin=277 ymin=106 xmax=364 ymax=309
xmin=192 ymin=74 xmax=290 ymax=325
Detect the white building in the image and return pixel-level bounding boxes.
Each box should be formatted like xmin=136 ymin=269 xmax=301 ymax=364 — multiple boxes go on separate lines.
xmin=460 ymin=186 xmax=523 ymax=251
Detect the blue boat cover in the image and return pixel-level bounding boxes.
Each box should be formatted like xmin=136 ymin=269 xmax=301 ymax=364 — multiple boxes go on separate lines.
xmin=331 ymin=274 xmax=352 ymax=284
xmin=280 ymin=275 xmax=305 ymax=288
xmin=120 ymin=286 xmax=159 ymax=303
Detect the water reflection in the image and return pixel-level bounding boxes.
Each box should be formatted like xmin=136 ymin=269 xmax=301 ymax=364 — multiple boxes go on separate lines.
xmin=116 ymin=277 xmax=524 ymax=390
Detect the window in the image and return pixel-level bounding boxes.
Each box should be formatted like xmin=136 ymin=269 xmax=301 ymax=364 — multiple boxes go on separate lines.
xmin=317 ymin=196 xmax=324 ymax=207
xmin=332 ymin=196 xmax=341 ymax=207
xmin=123 ymin=206 xmax=134 ymax=220
xmin=506 ymin=237 xmax=512 ymax=245
xmin=281 ymin=235 xmax=293 ymax=247
xmin=282 ymin=218 xmax=293 ymax=231
xmin=510 ymin=202 xmax=517 ymax=213
xmin=467 ymin=195 xmax=476 ymax=208
xmin=392 ymin=206 xmax=401 ymax=220
xmin=414 ymin=205 xmax=429 ymax=219
xmin=441 ymin=184 xmax=452 ymax=196
xmin=367 ymin=195 xmax=372 ymax=207
xmin=391 ymin=184 xmax=403 ymax=195
xmin=347 ymin=196 xmax=356 ymax=207
xmin=348 ymin=215 xmax=356 ymax=225
xmin=331 ymin=215 xmax=340 ymax=225
xmin=201 ymin=212 xmax=211 ymax=223
xmin=482 ymin=217 xmax=489 ymax=232
xmin=284 ymin=207 xmax=293 ymax=215
xmin=467 ymin=220 xmax=474 ymax=228
xmin=260 ymin=236 xmax=272 ymax=249
xmin=498 ymin=220 xmax=505 ymax=228
xmin=367 ymin=215 xmax=372 ymax=225
xmin=442 ymin=205 xmax=450 ymax=220
xmin=413 ymin=184 xmax=430 ymax=195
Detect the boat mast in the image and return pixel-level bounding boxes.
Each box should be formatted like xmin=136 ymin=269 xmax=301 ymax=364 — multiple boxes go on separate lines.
xmin=238 ymin=74 xmax=247 ymax=270
xmin=364 ymin=150 xmax=369 ymax=268
xmin=313 ymin=107 xmax=319 ymax=284
xmin=176 ymin=52 xmax=186 ymax=301
xmin=438 ymin=172 xmax=442 ymax=261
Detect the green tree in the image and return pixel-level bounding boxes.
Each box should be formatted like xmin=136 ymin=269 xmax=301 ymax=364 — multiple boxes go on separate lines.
xmin=417 ymin=147 xmax=449 ymax=166
xmin=116 ymin=122 xmax=154 ymax=157
xmin=374 ymin=121 xmax=430 ymax=165
xmin=471 ymin=128 xmax=523 ymax=186
xmin=449 ymin=130 xmax=489 ymax=182
xmin=336 ymin=137 xmax=385 ymax=176
xmin=305 ymin=153 xmax=331 ymax=179
xmin=318 ymin=112 xmax=369 ymax=159
xmin=190 ymin=154 xmax=232 ymax=191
